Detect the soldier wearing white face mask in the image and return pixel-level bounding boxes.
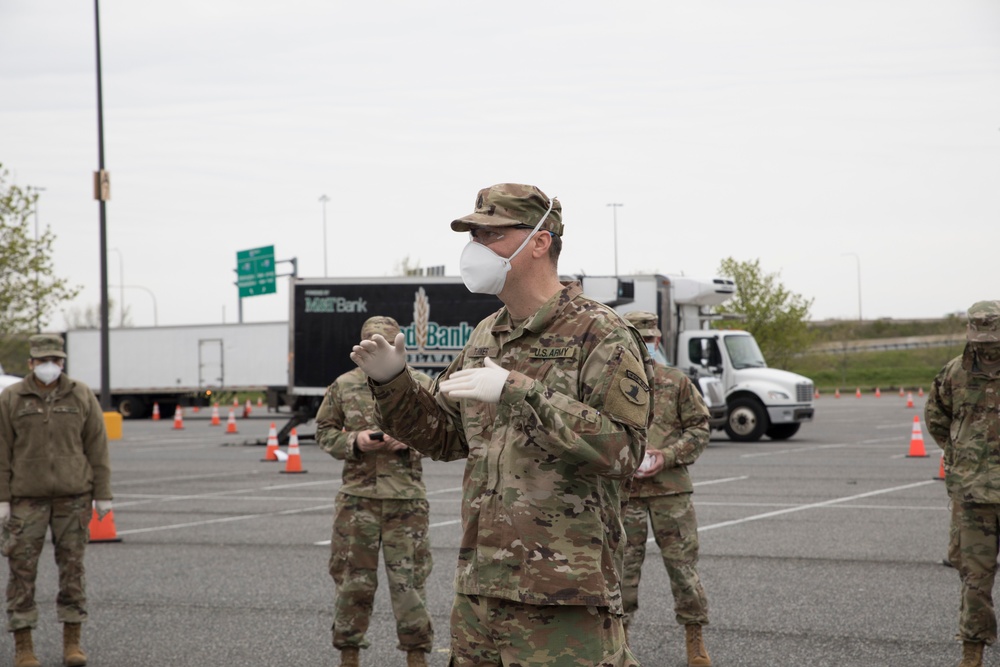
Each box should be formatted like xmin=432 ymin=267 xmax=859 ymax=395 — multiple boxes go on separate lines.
xmin=0 ymin=334 xmax=112 ymax=667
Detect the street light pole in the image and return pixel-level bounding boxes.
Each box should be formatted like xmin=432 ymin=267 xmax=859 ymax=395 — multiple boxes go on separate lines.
xmin=93 ymin=0 xmax=111 ymax=409
xmin=607 ymin=203 xmax=623 ymax=276
xmin=319 ymin=194 xmax=330 ymax=277
xmin=842 ymin=252 xmax=862 ymax=322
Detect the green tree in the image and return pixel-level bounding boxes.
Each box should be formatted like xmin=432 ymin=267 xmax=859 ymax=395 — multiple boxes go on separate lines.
xmin=715 ymin=257 xmax=814 ymax=368
xmin=0 ymin=164 xmax=80 ymax=334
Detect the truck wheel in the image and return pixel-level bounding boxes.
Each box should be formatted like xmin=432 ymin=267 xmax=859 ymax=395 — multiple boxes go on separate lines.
xmin=766 ymin=423 xmax=801 ymax=441
xmin=725 ymin=397 xmax=768 ymax=442
xmin=117 ymin=395 xmax=148 ymax=420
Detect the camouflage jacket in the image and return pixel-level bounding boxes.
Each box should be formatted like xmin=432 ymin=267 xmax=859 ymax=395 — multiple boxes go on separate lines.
xmin=629 ymin=364 xmax=710 ymax=498
xmin=370 ymin=282 xmax=652 ymax=613
xmin=315 ymin=366 xmax=430 ymax=500
xmin=0 ymin=374 xmax=111 ymax=501
xmin=925 ymin=346 xmax=1000 ymax=503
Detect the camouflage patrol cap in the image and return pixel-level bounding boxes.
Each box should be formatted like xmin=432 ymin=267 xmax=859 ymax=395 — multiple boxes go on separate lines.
xmin=28 ymin=333 xmax=67 ymax=359
xmin=623 ymin=311 xmax=661 ymax=339
xmin=361 ymin=316 xmax=401 ymax=341
xmin=450 ymin=183 xmax=563 ymax=236
xmin=967 ymin=301 xmax=1000 ymax=342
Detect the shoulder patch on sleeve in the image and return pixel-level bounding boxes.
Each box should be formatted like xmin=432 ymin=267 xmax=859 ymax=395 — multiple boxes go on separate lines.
xmin=603 ymin=346 xmax=652 ymax=429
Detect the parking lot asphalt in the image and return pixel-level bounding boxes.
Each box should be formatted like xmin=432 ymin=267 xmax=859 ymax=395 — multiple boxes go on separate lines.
xmin=2 ymin=395 xmax=969 ymax=666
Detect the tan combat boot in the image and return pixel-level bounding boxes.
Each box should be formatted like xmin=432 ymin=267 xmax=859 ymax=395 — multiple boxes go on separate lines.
xmin=685 ymin=624 xmax=711 ymax=667
xmin=339 ymin=647 xmax=360 ymax=667
xmin=13 ymin=628 xmax=41 ymax=667
xmin=406 ymin=650 xmax=428 ymax=667
xmin=958 ymin=641 xmax=984 ymax=667
xmin=63 ymin=622 xmax=87 ymax=667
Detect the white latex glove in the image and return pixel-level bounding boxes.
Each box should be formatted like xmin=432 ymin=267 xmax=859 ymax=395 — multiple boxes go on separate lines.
xmin=350 ymin=333 xmax=407 ymax=383
xmin=95 ymin=500 xmax=113 ymax=519
xmin=0 ymin=501 xmax=9 ymax=522
xmin=440 ymin=358 xmax=510 ymax=404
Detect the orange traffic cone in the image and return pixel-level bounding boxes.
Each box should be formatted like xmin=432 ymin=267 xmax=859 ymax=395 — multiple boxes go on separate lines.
xmin=152 ymin=402 xmax=161 ymax=421
xmin=280 ymin=428 xmax=307 ymax=474
xmin=875 ymin=387 xmax=881 ymax=398
xmin=172 ymin=406 xmax=184 ymax=430
xmin=907 ymin=415 xmax=928 ymax=458
xmin=899 ymin=387 xmax=905 ymax=397
xmin=89 ymin=506 xmax=122 ymax=543
xmin=906 ymin=392 xmax=914 ymax=409
xmin=192 ymin=405 xmax=200 ymax=413
xmin=835 ymin=388 xmax=841 ymax=399
xmin=225 ymin=408 xmax=238 ymax=434
xmin=918 ymin=387 xmax=924 ymax=397
xmin=210 ymin=402 xmax=221 ymax=426
xmin=934 ymin=453 xmax=946 ymax=481
xmin=855 ymin=387 xmax=862 ymax=398
xmin=233 ymin=397 xmax=240 ymax=410
xmin=257 ymin=396 xmax=263 ymax=408
xmin=814 ymin=388 xmax=820 ymax=399
xmin=243 ymin=399 xmax=252 ymax=418
xmin=262 ymin=423 xmax=279 ymax=462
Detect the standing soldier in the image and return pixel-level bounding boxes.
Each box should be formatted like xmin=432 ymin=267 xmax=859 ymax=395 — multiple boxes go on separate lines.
xmin=0 ymin=334 xmax=113 ymax=667
xmin=316 ymin=316 xmax=434 ymax=667
xmin=351 ymin=183 xmax=653 ymax=666
xmin=925 ymin=301 xmax=1000 ymax=667
xmin=621 ymin=311 xmax=712 ymax=667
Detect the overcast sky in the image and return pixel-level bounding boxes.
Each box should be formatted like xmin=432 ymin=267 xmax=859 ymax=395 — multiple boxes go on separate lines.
xmin=2 ymin=1 xmax=998 ymax=329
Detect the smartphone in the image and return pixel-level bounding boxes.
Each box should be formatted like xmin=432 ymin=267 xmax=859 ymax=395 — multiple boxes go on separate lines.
xmin=370 ymin=432 xmax=384 ymax=441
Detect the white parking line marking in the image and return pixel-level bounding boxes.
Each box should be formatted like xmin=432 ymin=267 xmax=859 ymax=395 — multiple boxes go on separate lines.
xmin=697 ymin=480 xmax=935 ymax=533
xmin=117 ymin=503 xmax=334 ymax=536
xmin=693 ymin=476 xmax=748 ymax=486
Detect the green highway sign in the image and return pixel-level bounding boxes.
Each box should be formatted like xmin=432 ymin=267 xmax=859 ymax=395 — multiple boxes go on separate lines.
xmin=236 ymin=245 xmax=276 ymax=298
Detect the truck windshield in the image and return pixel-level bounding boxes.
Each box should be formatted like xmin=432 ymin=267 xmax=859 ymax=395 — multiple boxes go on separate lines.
xmin=724 ymin=334 xmax=767 ymax=369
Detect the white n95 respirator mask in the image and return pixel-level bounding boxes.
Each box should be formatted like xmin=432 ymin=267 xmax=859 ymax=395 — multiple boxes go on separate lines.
xmin=34 ymin=361 xmax=62 ymax=385
xmin=459 ymin=199 xmax=556 ymax=295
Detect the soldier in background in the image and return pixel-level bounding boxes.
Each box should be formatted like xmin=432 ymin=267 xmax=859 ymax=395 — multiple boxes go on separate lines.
xmin=316 ymin=316 xmax=434 ymax=667
xmin=925 ymin=301 xmax=1000 ymax=667
xmin=621 ymin=311 xmax=712 ymax=667
xmin=351 ymin=183 xmax=653 ymax=666
xmin=0 ymin=334 xmax=113 ymax=667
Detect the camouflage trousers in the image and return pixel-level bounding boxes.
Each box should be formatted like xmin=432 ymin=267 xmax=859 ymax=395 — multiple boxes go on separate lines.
xmin=1 ymin=494 xmax=92 ymax=632
xmin=329 ymin=493 xmax=433 ymax=652
xmin=622 ymin=493 xmax=709 ymax=627
xmin=449 ymin=593 xmax=639 ymax=667
xmin=948 ymin=499 xmax=961 ymax=567
xmin=956 ymin=502 xmax=1000 ymax=644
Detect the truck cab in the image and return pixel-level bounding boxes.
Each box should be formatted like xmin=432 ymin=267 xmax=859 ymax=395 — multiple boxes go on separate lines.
xmin=678 ymin=329 xmax=814 ymax=441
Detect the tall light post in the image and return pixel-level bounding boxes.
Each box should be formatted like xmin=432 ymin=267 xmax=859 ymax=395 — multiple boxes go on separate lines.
xmin=93 ymin=0 xmax=111 ymax=409
xmin=607 ymin=203 xmax=624 ymax=276
xmin=842 ymin=252 xmax=862 ymax=322
xmin=26 ymin=185 xmax=46 ymax=333
xmin=110 ymin=248 xmax=124 ymax=326
xmin=319 ymin=194 xmax=330 ymax=277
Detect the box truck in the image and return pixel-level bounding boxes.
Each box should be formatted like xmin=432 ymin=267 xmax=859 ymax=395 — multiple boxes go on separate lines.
xmin=578 ymin=274 xmax=815 ymax=441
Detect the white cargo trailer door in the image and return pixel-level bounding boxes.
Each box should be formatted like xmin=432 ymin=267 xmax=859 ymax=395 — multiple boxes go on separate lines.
xmin=199 ymin=338 xmax=223 ymax=389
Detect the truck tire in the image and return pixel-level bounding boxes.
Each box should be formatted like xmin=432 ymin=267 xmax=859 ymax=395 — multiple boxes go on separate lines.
xmin=766 ymin=423 xmax=801 ymax=441
xmin=725 ymin=397 xmax=768 ymax=442
xmin=117 ymin=395 xmax=149 ymax=420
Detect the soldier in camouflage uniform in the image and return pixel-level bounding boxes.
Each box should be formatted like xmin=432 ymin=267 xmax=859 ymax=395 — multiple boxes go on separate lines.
xmin=0 ymin=334 xmax=113 ymax=667
xmin=620 ymin=311 xmax=711 ymax=667
xmin=351 ymin=183 xmax=653 ymax=667
xmin=925 ymin=301 xmax=1000 ymax=667
xmin=316 ymin=316 xmax=434 ymax=667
